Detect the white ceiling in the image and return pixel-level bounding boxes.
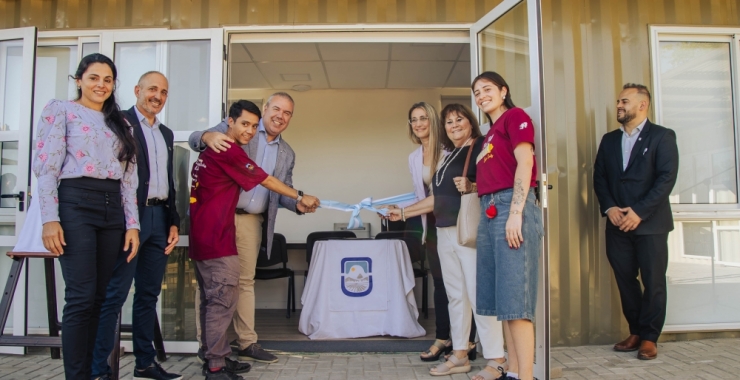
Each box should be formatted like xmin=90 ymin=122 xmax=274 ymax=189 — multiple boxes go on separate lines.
xmin=229 ymin=42 xmax=471 ymax=90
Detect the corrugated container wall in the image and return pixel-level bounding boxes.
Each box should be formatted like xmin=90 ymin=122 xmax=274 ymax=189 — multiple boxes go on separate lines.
xmin=2 ymin=0 xmax=740 ymax=347
xmin=0 ymin=0 xmax=503 ymax=27
xmin=541 ymin=0 xmax=740 ymax=346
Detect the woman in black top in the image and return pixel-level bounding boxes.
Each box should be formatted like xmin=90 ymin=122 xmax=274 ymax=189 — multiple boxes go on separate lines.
xmin=389 ymin=104 xmax=505 ymax=377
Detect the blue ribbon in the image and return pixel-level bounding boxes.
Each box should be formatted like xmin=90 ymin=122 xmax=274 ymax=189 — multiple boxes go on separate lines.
xmin=320 ymin=192 xmax=417 ymax=229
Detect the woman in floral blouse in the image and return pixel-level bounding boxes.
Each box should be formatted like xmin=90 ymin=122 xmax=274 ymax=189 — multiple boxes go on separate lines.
xmin=32 ymin=53 xmax=140 ymax=379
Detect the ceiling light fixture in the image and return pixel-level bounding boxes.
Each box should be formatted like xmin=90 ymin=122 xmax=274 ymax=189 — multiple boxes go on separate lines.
xmin=292 ymin=84 xmax=311 ymax=92
xmin=281 ymin=73 xmax=311 ymax=81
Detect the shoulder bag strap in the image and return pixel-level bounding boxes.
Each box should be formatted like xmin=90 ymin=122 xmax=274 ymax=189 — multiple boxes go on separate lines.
xmin=461 ymin=137 xmax=477 ymax=179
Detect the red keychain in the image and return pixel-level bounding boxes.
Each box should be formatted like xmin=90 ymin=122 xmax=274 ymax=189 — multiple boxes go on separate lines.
xmin=486 ymin=200 xmax=498 ymax=219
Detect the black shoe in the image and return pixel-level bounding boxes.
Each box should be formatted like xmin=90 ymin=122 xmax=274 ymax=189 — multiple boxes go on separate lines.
xmin=133 ymin=361 xmax=183 ymax=380
xmin=201 ymin=358 xmax=251 ymax=375
xmin=197 ymin=348 xmax=207 ymax=364
xmin=237 ymin=343 xmax=278 ymax=363
xmin=204 ymin=366 xmax=244 ymax=380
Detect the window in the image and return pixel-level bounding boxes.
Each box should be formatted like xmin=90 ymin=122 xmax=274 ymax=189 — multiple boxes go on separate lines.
xmin=657 ymin=40 xmax=736 ymax=205
xmin=651 ymin=26 xmax=740 ymax=330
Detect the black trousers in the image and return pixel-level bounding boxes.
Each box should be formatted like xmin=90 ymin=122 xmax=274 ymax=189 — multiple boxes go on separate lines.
xmin=57 ymin=178 xmax=125 ymax=379
xmin=605 ymin=228 xmax=669 ymax=343
xmin=410 ymin=215 xmax=476 ymax=343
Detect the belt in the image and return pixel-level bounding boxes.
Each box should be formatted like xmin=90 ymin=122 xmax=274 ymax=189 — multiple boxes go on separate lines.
xmin=146 ymin=198 xmax=167 ymax=206
xmin=235 ymin=208 xmax=250 ymax=215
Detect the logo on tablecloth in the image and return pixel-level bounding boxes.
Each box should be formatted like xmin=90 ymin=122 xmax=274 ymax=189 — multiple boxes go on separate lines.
xmin=340 ymin=257 xmax=373 ymax=297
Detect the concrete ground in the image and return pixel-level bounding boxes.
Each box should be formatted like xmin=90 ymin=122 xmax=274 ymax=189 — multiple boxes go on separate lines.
xmin=0 ymin=338 xmax=738 ymax=379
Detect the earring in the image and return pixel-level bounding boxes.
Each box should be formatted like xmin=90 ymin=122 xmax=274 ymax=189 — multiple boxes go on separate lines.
xmin=77 ymin=86 xmax=81 ymax=90
xmin=502 ymin=95 xmax=506 ymax=100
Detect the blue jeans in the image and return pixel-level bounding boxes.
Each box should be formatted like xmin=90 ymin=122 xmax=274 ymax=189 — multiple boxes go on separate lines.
xmin=91 ymin=205 xmax=170 ymax=377
xmin=476 ymin=189 xmax=543 ymax=321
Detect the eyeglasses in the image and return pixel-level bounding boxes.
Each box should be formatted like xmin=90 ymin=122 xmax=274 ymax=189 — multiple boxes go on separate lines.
xmin=409 ymin=116 xmax=429 ymax=126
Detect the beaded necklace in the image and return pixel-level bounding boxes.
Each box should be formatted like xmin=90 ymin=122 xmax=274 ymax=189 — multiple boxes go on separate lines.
xmin=435 ymin=137 xmax=472 ymax=187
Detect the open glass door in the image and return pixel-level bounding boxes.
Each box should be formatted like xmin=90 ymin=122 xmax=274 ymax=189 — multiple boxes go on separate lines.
xmin=100 ymin=29 xmax=223 ymax=352
xmin=0 ymin=27 xmax=37 ymax=354
xmin=470 ymin=0 xmax=549 ymax=378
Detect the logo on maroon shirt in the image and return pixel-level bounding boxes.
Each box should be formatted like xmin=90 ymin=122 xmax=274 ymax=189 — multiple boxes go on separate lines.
xmin=246 ymin=163 xmax=254 ymax=171
xmin=519 ymin=122 xmax=528 ymax=130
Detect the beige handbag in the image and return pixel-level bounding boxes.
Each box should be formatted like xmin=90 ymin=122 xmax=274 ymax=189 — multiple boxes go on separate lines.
xmin=457 ymin=138 xmax=481 ymax=248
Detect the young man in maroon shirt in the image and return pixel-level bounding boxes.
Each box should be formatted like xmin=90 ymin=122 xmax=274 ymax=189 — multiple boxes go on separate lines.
xmin=189 ymin=100 xmax=319 ymax=380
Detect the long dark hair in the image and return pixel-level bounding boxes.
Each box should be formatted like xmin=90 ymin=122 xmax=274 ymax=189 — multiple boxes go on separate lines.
xmin=439 ymin=103 xmax=482 ymax=151
xmin=73 ymin=54 xmax=137 ymax=164
xmin=471 ymin=71 xmax=516 ymax=124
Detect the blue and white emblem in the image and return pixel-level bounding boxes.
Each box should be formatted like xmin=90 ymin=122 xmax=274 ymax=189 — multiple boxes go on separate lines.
xmin=341 ymin=257 xmax=373 ymax=297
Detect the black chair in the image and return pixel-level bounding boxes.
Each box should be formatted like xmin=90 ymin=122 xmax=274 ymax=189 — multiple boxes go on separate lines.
xmin=255 ymin=233 xmax=295 ymax=318
xmin=375 ymin=230 xmax=429 ymax=318
xmin=305 ymin=230 xmax=357 ymax=278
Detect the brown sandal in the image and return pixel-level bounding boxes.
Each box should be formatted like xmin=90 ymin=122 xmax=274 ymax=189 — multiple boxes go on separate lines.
xmin=429 ymin=354 xmax=471 ymax=376
xmin=471 ymin=360 xmax=507 ymax=380
xmin=420 ymin=339 xmax=452 ymax=362
xmin=444 ymin=341 xmax=478 ymax=361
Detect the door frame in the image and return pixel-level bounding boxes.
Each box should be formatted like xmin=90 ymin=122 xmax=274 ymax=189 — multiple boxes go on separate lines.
xmin=470 ymin=0 xmax=550 ymax=378
xmin=0 ymin=26 xmax=37 ymax=355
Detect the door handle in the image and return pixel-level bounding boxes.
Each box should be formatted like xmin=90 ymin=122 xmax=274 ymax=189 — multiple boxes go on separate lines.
xmin=1 ymin=191 xmax=25 ymax=211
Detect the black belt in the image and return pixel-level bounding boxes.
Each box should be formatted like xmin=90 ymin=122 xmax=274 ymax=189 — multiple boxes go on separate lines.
xmin=235 ymin=208 xmax=251 ymax=215
xmin=146 ymin=198 xmax=167 ymax=206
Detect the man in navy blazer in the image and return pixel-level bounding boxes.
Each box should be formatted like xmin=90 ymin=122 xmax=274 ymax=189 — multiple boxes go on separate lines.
xmin=593 ymin=83 xmax=679 ymax=361
xmin=92 ymin=71 xmax=183 ymax=380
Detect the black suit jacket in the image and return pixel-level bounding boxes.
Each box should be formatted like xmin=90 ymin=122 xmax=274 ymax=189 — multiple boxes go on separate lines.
xmin=593 ymin=119 xmax=679 ymax=235
xmin=123 ymin=107 xmax=180 ymax=230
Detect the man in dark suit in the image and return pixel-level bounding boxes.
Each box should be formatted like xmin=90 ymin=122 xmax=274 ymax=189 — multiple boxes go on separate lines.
xmin=593 ymin=83 xmax=679 ymax=360
xmin=91 ymin=71 xmax=185 ymax=380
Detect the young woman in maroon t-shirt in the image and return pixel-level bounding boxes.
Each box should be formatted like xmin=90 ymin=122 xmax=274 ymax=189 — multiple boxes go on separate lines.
xmin=471 ymin=72 xmax=544 ymax=380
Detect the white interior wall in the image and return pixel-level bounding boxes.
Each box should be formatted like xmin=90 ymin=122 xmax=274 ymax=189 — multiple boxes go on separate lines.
xmin=229 ymin=87 xmax=472 ymax=309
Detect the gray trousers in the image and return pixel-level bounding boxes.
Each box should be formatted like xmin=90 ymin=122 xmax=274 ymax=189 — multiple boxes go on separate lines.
xmin=195 ymin=255 xmax=240 ymax=369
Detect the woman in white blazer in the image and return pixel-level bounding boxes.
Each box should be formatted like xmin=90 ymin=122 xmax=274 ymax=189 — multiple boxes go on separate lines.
xmin=388 ymin=102 xmax=478 ymax=362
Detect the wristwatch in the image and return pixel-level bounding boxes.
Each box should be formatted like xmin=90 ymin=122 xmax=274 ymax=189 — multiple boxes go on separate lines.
xmin=296 ymin=190 xmax=304 ymax=202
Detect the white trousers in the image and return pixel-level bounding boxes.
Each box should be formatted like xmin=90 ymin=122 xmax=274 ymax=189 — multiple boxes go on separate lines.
xmin=437 ymin=226 xmax=505 ymax=359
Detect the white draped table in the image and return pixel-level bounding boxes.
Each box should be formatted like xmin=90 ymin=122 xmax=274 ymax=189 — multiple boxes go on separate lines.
xmin=298 ymin=239 xmax=426 ymax=339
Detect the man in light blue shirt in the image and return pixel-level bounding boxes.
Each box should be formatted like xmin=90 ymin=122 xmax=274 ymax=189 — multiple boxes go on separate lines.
xmin=237 ymin=121 xmax=279 ymax=214
xmin=189 ymin=93 xmax=316 ymax=365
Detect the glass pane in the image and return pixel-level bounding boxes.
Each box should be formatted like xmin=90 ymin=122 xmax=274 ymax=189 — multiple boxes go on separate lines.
xmin=718 ymin=230 xmax=740 ymax=264
xmin=0 ymin=142 xmax=17 ymax=235
xmin=1 ymin=42 xmax=23 ymax=131
xmin=166 ymin=40 xmax=211 ymax=131
xmin=161 ymin=247 xmax=197 ymax=341
xmin=478 ymin=0 xmax=530 ymax=109
xmin=659 ymin=41 xmax=736 ymax=204
xmin=173 ymin=142 xmax=200 ymax=235
xmin=114 ymin=42 xmax=157 ymax=111
xmin=666 ymin=221 xmax=740 ymax=325
xmin=681 ymin=221 xmax=713 ymax=258
xmin=82 ymin=42 xmax=99 ymax=57
xmin=25 ymin=258 xmax=65 ymax=330
xmin=34 ymin=46 xmax=79 ymax=128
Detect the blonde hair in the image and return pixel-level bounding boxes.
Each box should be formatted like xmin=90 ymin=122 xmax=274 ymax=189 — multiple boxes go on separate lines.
xmin=407 ymin=102 xmax=443 ymax=181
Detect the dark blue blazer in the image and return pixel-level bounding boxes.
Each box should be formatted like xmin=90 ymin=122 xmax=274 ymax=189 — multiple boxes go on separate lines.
xmin=593 ymin=119 xmax=679 ymax=235
xmin=123 ymin=107 xmax=180 ymax=230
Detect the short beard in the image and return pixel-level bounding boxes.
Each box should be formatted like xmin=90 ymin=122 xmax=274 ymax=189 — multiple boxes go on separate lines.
xmin=617 ymin=111 xmax=635 ymax=125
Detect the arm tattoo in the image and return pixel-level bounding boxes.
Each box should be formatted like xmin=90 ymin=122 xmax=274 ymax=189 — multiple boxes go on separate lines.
xmin=512 ymin=178 xmax=525 ymax=205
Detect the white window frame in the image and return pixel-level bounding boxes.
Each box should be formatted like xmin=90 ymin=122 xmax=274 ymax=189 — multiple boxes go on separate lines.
xmin=100 ymin=28 xmax=224 ymax=144
xmin=651 ymin=26 xmax=740 ymax=333
xmin=650 ymin=26 xmax=740 ymax=216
